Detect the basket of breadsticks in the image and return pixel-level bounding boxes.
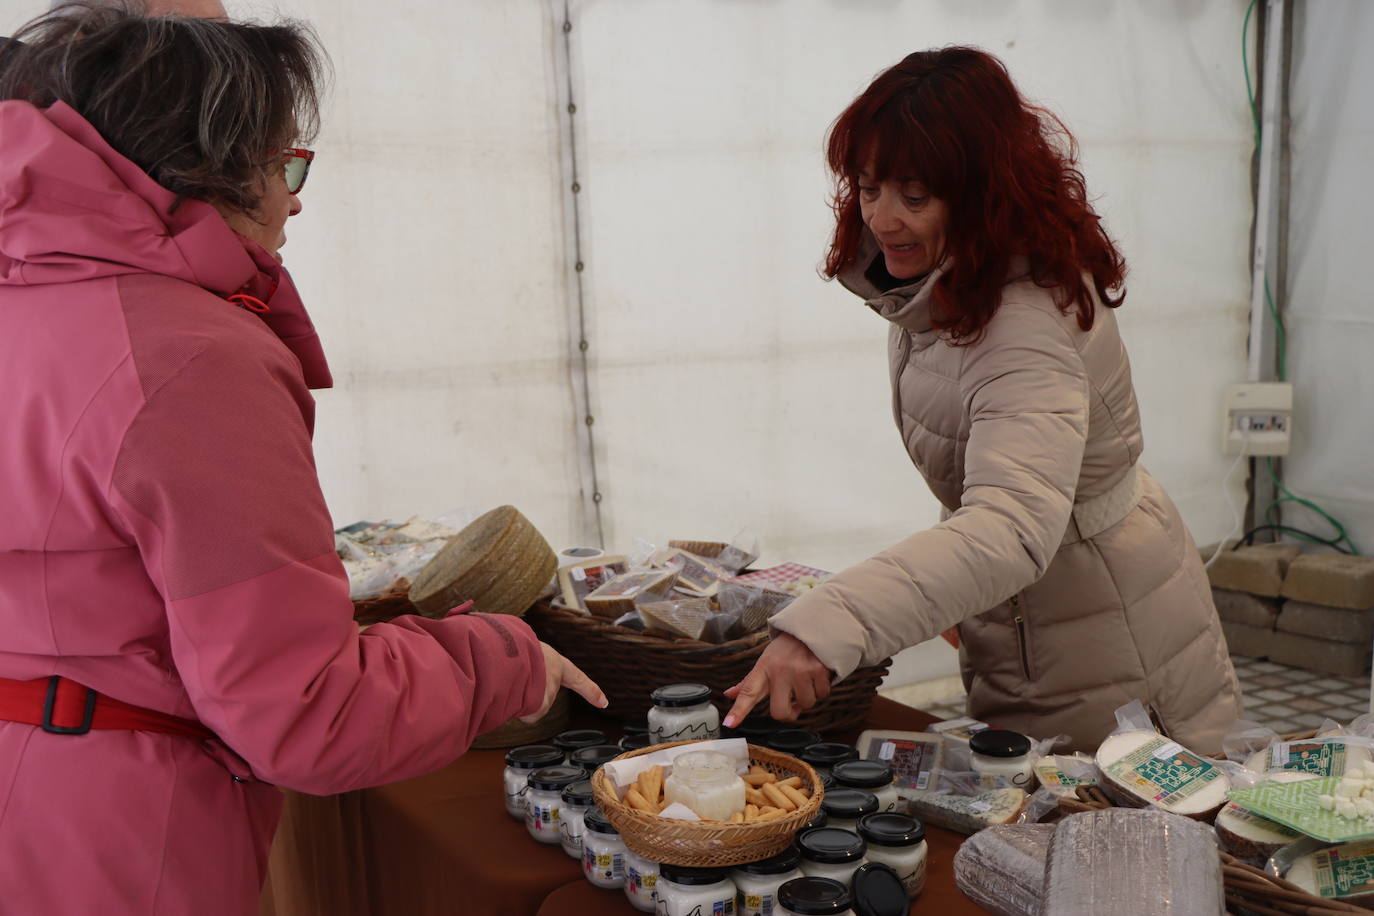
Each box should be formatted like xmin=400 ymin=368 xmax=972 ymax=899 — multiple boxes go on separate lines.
xmin=591 ymin=738 xmax=822 ymax=868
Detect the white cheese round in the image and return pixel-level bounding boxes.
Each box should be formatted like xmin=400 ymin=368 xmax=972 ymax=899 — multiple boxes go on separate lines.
xmin=1095 ymin=730 xmax=1230 ymax=819
xmin=1214 ymin=772 xmax=1307 ymax=863
xmin=1287 ymin=839 xmax=1374 ymax=901
xmin=1245 ymin=739 xmax=1370 ymax=778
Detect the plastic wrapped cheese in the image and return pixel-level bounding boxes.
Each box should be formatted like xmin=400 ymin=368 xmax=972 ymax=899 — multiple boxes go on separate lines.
xmin=1043 ymin=808 xmax=1224 ymax=915
xmin=952 ymin=823 xmax=1054 ymax=916
xmin=1245 ymin=739 xmax=1370 ymax=779
xmin=1287 ymin=839 xmax=1374 ymax=902
xmin=904 ymin=787 xmax=1024 ymax=835
xmin=1095 ymin=730 xmax=1229 ymax=818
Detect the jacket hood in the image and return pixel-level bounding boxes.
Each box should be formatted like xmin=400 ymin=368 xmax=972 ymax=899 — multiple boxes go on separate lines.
xmin=0 ymin=100 xmax=331 ymax=388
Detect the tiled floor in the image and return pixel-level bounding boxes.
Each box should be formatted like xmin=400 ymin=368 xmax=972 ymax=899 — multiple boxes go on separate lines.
xmin=880 ymin=655 xmax=1372 ymax=735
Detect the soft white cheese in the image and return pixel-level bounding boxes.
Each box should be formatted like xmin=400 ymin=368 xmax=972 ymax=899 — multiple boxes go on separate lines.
xmin=1095 ymin=730 xmax=1229 ymax=818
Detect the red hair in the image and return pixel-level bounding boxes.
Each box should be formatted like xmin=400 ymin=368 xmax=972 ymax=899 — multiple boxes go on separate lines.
xmin=824 ymin=47 xmax=1126 ymax=342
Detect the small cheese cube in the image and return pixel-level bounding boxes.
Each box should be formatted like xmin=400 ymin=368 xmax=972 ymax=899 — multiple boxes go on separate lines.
xmin=1362 ymin=760 xmax=1374 ymax=778
xmin=1319 ymin=794 xmax=1337 ymax=811
xmin=1337 ymin=798 xmax=1359 ymax=819
xmin=1338 ymin=780 xmax=1362 ymax=798
xmin=1357 ymin=798 xmax=1374 ymax=819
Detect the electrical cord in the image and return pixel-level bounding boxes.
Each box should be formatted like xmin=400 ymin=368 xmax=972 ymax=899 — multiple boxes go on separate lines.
xmin=1236 ymin=525 xmax=1352 ymax=553
xmin=1239 ymin=1 xmax=1357 ymax=553
xmin=1206 ymin=436 xmax=1251 ymax=568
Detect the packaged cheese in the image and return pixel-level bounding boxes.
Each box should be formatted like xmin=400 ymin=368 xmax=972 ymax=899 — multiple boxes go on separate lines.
xmin=638 ymin=597 xmax=715 ymax=641
xmin=1245 ymin=739 xmax=1370 ymax=779
xmin=929 ymin=716 xmax=990 ymax=748
xmin=650 ymin=548 xmax=729 ymax=597
xmin=1095 ymin=730 xmax=1230 ymax=819
xmin=854 ymin=730 xmax=943 ymax=797
xmin=1043 ymin=808 xmax=1224 ymax=915
xmin=1033 ymin=754 xmax=1098 ymax=790
xmin=556 ymin=554 xmax=628 ymax=609
xmin=904 ymin=787 xmax=1025 ymax=836
xmin=583 ymin=569 xmax=679 ymax=620
xmin=952 ymin=823 xmax=1054 ymax=916
xmin=1287 ymin=839 xmax=1374 ymax=902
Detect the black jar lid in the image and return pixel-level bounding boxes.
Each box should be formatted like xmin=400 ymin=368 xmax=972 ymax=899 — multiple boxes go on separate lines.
xmin=764 ymin=729 xmax=822 ymax=753
xmin=659 ymin=863 xmax=728 ymax=886
xmin=724 ymin=715 xmax=780 ymax=741
xmin=561 ymin=779 xmax=595 ymax=806
xmin=619 ymin=733 xmax=653 ymax=751
xmin=570 ymin=744 xmax=624 ymax=769
xmin=734 ymin=844 xmax=801 ymax=876
xmin=777 ymin=876 xmax=852 ymax=915
xmin=527 ymin=765 xmax=586 ymax=792
xmin=650 ymin=683 xmax=713 ymax=707
xmin=968 ymin=728 xmax=1032 ymax=759
xmin=832 ymin=759 xmax=894 ymax=789
xmin=852 ymin=862 xmax=909 ymax=916
xmin=622 ymin=721 xmax=650 ymax=737
xmin=857 ymin=812 xmax=925 ymax=847
xmin=553 ymin=729 xmax=608 ymax=753
xmin=819 ymin=788 xmax=879 ymax=820
xmin=801 ymin=810 xmax=829 ymax=832
xmin=504 ymin=745 xmax=564 ymax=770
xmin=818 ymin=770 xmax=835 ymax=790
xmin=801 ymin=742 xmax=860 ymax=767
xmin=797 ymin=827 xmax=866 ymax=864
xmin=583 ymin=808 xmax=619 ymax=836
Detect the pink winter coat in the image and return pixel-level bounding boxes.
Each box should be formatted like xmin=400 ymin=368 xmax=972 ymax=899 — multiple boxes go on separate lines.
xmin=0 ymin=100 xmax=547 ymax=914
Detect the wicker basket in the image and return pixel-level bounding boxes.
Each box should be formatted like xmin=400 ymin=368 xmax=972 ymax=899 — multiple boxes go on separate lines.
xmin=351 ymin=579 xmax=418 ymax=625
xmin=1056 ymin=785 xmax=1369 ymax=914
xmin=524 ymin=598 xmax=890 ymax=733
xmin=591 ymin=740 xmax=822 ymax=867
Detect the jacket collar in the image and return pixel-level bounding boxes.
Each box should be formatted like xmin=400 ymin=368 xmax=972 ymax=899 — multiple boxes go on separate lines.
xmin=0 ymin=100 xmax=332 ymax=389
xmin=837 ymin=229 xmax=944 ymax=338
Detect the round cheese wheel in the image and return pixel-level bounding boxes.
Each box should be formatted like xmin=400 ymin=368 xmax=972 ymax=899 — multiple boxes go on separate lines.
xmin=1214 ymin=771 xmax=1308 ymax=863
xmin=1287 ymin=839 xmax=1374 ymax=901
xmin=1244 ymin=739 xmax=1371 ymax=779
xmin=1095 ymin=730 xmax=1230 ymax=819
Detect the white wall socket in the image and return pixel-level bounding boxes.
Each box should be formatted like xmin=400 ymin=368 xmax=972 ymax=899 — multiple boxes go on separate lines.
xmin=1223 ymin=382 xmax=1293 ymax=456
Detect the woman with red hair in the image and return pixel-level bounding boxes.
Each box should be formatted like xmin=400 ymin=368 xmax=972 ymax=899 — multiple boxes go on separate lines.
xmin=725 ymin=47 xmax=1240 ymax=753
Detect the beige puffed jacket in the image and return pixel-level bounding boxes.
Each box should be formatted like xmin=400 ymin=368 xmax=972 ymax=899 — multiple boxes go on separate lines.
xmin=770 ymin=240 xmax=1242 ymax=754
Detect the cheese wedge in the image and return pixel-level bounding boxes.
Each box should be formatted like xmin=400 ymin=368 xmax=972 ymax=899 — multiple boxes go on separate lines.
xmin=1245 ymin=739 xmax=1370 ymax=779
xmin=1288 ymin=839 xmax=1374 ymax=902
xmin=1214 ymin=772 xmax=1307 ymax=864
xmin=1095 ymin=730 xmax=1229 ymax=819
xmin=905 ymin=787 xmax=1025 ymax=836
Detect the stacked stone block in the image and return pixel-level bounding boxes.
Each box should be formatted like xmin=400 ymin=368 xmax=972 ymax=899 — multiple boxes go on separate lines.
xmin=1205 ymin=545 xmax=1374 ymax=678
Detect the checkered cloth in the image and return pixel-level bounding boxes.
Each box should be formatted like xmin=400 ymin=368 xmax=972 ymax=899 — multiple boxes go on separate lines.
xmin=730 ymin=562 xmax=831 ymax=589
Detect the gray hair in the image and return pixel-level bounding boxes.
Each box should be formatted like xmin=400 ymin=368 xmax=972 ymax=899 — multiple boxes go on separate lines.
xmin=50 ymin=0 xmax=227 ymax=15
xmin=2 ymin=3 xmax=327 ymax=213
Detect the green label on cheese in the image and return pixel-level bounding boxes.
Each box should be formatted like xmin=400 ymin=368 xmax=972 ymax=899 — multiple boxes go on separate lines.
xmin=1273 ymin=741 xmax=1348 ymax=777
xmin=1315 ymin=842 xmax=1374 ymax=899
xmin=1105 ymin=736 xmax=1221 ymax=807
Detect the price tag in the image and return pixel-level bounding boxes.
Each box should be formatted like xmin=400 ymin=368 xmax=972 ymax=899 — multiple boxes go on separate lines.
xmin=571 ymin=566 xmax=587 ymax=581
xmin=879 ymin=741 xmax=896 ymax=761
xmin=1153 ymin=741 xmax=1184 ymax=760
xmin=1272 ymin=742 xmax=1290 ymax=767
xmin=969 ymin=800 xmax=992 ymax=812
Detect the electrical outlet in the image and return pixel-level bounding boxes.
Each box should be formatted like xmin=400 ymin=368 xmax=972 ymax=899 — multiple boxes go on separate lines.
xmin=1223 ymin=382 xmax=1293 ymax=456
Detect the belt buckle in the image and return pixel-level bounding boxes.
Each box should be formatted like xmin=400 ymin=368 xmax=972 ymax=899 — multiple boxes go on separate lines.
xmin=42 ymin=676 xmax=96 ymax=735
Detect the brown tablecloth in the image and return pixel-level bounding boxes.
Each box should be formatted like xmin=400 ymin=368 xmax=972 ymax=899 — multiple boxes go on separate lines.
xmin=260 ymin=697 xmax=987 ymax=916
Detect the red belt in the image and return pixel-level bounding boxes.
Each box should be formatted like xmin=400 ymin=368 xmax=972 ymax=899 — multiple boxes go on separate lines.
xmin=0 ymin=675 xmax=215 ymax=741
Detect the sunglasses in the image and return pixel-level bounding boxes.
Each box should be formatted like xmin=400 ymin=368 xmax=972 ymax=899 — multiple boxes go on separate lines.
xmin=280 ymin=147 xmax=314 ymax=194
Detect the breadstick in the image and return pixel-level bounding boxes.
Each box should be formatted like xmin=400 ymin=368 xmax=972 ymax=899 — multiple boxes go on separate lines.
xmin=757 ymin=807 xmax=787 ymax=821
xmin=625 ymin=787 xmax=655 ymax=814
xmin=744 ymin=786 xmax=769 ymax=808
xmin=638 ymin=765 xmax=663 ymax=805
xmin=745 ymin=803 xmax=759 ymax=820
xmin=759 ymin=806 xmax=781 ymax=815
xmin=779 ymin=776 xmax=803 ymax=790
xmin=761 ymin=782 xmax=796 ymax=812
xmin=780 ymin=784 xmax=809 ymax=810
xmin=743 ymin=772 xmax=774 ymax=787
xmin=728 ymin=812 xmax=744 ymax=824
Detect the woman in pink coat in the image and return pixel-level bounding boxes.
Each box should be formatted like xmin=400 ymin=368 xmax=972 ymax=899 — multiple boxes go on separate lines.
xmin=0 ymin=8 xmax=604 ymax=914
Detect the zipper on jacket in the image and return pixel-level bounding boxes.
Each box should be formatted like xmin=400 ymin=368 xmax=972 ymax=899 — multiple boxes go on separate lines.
xmin=1011 ymin=596 xmax=1033 ymax=681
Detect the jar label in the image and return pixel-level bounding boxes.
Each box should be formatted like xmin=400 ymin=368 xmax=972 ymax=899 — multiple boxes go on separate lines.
xmin=626 ymin=865 xmax=657 ymax=896
xmin=740 ymin=891 xmax=774 ymax=916
xmin=652 ymin=720 xmax=720 ymax=742
xmin=528 ymin=803 xmax=561 ymax=834
xmin=584 ymin=846 xmax=624 ymax=882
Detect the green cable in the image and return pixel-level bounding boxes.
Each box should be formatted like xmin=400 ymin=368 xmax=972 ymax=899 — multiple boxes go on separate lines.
xmin=1244 ymin=6 xmax=1354 ymax=552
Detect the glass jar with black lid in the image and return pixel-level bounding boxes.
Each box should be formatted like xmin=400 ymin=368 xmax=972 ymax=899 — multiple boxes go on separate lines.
xmin=502 ymin=744 xmax=563 ymax=819
xmin=654 ymin=864 xmax=736 ymax=916
xmin=777 ymin=876 xmax=853 ymax=916
xmin=765 ymin=729 xmax=822 ymax=755
xmin=801 ymin=742 xmax=859 ymax=774
xmin=968 ymin=728 xmax=1035 ymax=789
xmin=732 ymin=844 xmax=803 ymax=916
xmin=647 ymin=683 xmax=721 ymax=743
xmin=558 ymin=779 xmax=595 ymax=860
xmin=553 ymin=728 xmax=608 ymax=761
xmin=581 ymin=808 xmax=625 ymax=889
xmin=569 ymin=744 xmax=623 ymax=772
xmin=831 ymin=760 xmax=899 ymax=813
xmin=819 ymin=788 xmax=879 ymax=832
xmin=524 ymin=764 xmax=585 ymax=844
xmin=857 ymin=813 xmax=927 ymax=898
xmin=797 ymin=827 xmax=867 ymax=885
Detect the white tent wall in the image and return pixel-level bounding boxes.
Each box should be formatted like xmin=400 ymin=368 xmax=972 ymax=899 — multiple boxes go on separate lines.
xmin=0 ymin=1 xmax=1256 ymax=688
xmin=1283 ymin=1 xmax=1374 ymax=554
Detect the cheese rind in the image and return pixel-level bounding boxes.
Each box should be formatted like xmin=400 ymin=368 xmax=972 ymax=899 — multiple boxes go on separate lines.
xmin=583 ymin=569 xmax=679 ymax=619
xmin=905 ymin=787 xmax=1025 ymax=836
xmin=1095 ymin=730 xmax=1230 ymax=818
xmin=953 ymin=823 xmax=1054 ymax=916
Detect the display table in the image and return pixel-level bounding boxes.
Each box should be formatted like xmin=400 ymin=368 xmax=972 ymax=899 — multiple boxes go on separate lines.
xmin=259 ymin=696 xmax=986 ymax=916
